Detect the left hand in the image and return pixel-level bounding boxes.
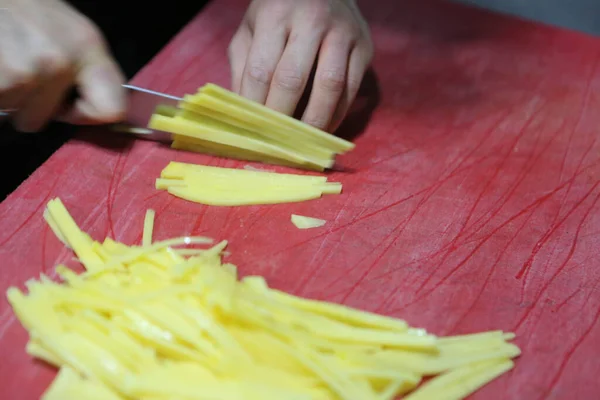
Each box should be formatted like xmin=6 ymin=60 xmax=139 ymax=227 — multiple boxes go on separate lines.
xmin=228 ymin=0 xmax=373 ymax=132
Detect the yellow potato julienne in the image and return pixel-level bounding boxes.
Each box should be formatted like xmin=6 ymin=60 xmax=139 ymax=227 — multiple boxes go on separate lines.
xmin=171 ymin=138 xmax=305 ymax=169
xmin=147 ymin=83 xmax=354 ymax=171
xmin=198 ymin=84 xmax=354 ymax=153
xmin=180 ymin=95 xmax=336 ymax=161
xmin=156 ymin=161 xmax=343 ymax=206
xmin=178 ymin=103 xmax=335 ymax=161
xmin=149 ymin=114 xmax=327 ymax=169
xmin=142 ymin=209 xmax=155 ymax=247
xmin=6 ymin=198 xmax=520 ymax=400
xmin=162 ymin=161 xmax=329 ymax=184
xmin=291 ymin=214 xmax=327 ymax=229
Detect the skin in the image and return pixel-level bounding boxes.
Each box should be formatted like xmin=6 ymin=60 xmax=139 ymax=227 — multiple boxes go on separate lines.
xmin=229 ymin=0 xmax=373 ymax=132
xmin=0 ymin=0 xmax=373 ymax=133
xmin=0 ymin=0 xmax=126 ymax=132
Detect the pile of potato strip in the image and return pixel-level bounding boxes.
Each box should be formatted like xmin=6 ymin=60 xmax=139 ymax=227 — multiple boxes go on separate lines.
xmin=149 ymin=83 xmax=355 ymax=171
xmin=155 ymin=162 xmax=342 ymax=206
xmin=7 ymin=198 xmax=520 ymax=400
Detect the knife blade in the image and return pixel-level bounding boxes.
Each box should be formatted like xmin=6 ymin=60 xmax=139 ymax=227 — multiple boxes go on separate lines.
xmin=0 ymin=84 xmax=183 ymax=143
xmin=116 ymin=84 xmax=182 ymax=142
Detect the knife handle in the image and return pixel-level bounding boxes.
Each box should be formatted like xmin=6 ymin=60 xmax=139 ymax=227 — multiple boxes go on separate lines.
xmin=0 ymin=110 xmax=12 ymax=123
xmin=0 ymin=87 xmax=79 ymax=127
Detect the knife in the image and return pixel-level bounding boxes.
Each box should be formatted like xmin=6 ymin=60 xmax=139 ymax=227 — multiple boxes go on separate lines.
xmin=0 ymin=84 xmax=182 ymax=142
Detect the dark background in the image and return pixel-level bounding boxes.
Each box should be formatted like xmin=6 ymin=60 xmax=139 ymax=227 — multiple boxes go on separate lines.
xmin=2 ymin=0 xmax=600 ymax=200
xmin=458 ymin=0 xmax=600 ymax=36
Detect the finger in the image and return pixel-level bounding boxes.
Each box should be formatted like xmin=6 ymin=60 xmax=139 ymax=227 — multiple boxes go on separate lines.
xmin=12 ymin=49 xmax=74 ymax=132
xmin=300 ymin=32 xmax=352 ymax=131
xmin=329 ymin=42 xmax=372 ymax=132
xmin=228 ymin=24 xmax=252 ymax=93
xmin=239 ymin=20 xmax=287 ymax=104
xmin=264 ymin=26 xmax=323 ymax=116
xmin=59 ymin=44 xmax=126 ymax=125
xmin=0 ymin=29 xmax=36 ymax=111
xmin=0 ymin=72 xmax=36 ymax=112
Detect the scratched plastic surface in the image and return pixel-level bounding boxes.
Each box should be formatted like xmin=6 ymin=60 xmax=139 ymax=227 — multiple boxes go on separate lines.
xmin=1 ymin=0 xmax=600 ymax=398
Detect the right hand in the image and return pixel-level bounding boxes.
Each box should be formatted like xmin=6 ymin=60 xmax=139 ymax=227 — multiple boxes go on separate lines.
xmin=0 ymin=0 xmax=126 ymax=132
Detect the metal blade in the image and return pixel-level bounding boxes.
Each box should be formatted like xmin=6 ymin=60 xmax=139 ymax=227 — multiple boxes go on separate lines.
xmin=0 ymin=109 xmax=15 ymax=123
xmin=119 ymin=84 xmax=182 ymax=142
xmin=0 ymin=85 xmax=182 ymax=143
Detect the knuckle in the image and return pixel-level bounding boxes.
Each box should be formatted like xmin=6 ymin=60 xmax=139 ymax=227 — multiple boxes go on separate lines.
xmin=334 ymin=21 xmax=360 ymax=37
xmin=257 ymin=1 xmax=290 ymax=25
xmin=347 ymin=74 xmax=363 ymax=93
xmin=302 ymin=0 xmax=331 ymax=29
xmin=73 ymin=20 xmax=105 ymax=48
xmin=246 ymin=62 xmax=274 ymax=85
xmin=304 ymin=115 xmax=329 ymax=130
xmin=319 ymin=69 xmax=346 ymax=92
xmin=37 ymin=49 xmax=70 ymax=74
xmin=274 ymin=68 xmax=304 ymax=92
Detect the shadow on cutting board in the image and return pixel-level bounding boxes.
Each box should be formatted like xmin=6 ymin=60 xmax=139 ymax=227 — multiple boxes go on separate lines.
xmin=293 ymin=67 xmax=382 ymax=143
xmin=337 ymin=69 xmax=382 ymax=142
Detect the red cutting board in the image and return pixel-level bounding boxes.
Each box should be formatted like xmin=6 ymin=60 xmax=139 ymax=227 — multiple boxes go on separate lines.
xmin=1 ymin=0 xmax=600 ymax=398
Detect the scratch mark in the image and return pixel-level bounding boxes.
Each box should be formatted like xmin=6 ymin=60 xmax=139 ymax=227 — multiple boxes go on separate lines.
xmin=143 ymin=191 xmax=165 ymax=202
xmin=413 ymin=100 xmax=546 ymax=294
xmin=189 ymin=206 xmax=209 ymax=236
xmin=40 ymin=224 xmax=50 ymax=274
xmin=294 ymin=192 xmax=354 ymax=294
xmin=556 ymin=51 xmax=598 ymax=187
xmin=105 ymin=153 xmax=124 ymax=238
xmin=266 ymin=109 xmax=514 ymax=281
xmin=237 ymin=207 xmax=273 ymax=242
xmin=514 ymin=183 xmax=600 ymax=331
xmin=517 ymin=130 xmax=598 ymax=282
xmin=371 ymin=157 xmax=600 ymax=288
xmin=553 ymin=289 xmax=581 ymax=313
xmin=538 ymin=293 xmax=600 ymax=399
xmin=0 ymin=314 xmax=16 ymax=342
xmin=382 ymin=176 xmax=579 ymax=313
xmin=447 ymin=208 xmax=534 ymax=332
xmin=334 ymin=112 xmax=510 ymax=302
xmin=457 ymin=115 xmax=565 ymax=251
xmin=0 ymin=173 xmax=60 ymax=248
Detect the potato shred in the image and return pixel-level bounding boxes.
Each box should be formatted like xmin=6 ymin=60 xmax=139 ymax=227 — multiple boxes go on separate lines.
xmin=291 ymin=214 xmax=328 ymax=229
xmin=7 ymin=198 xmax=520 ymax=400
xmin=156 ymin=161 xmax=342 ymax=206
xmin=149 ymin=83 xmax=355 ymax=171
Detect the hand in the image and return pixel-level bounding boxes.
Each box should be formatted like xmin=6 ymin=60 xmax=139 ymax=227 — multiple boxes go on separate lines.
xmin=228 ymin=0 xmax=373 ymax=132
xmin=0 ymin=0 xmax=126 ymax=132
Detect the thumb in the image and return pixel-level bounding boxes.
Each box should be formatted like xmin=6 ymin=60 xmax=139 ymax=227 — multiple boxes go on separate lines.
xmin=58 ymin=45 xmax=126 ymax=125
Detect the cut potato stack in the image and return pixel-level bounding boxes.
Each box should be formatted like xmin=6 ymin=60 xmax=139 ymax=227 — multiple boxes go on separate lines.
xmin=148 ymin=83 xmax=355 ymax=171
xmin=156 ymin=161 xmax=343 ymax=206
xmin=7 ymin=198 xmax=520 ymax=400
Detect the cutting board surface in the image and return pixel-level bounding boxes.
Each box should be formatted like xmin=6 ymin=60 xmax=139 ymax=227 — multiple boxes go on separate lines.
xmin=1 ymin=0 xmax=600 ymax=398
